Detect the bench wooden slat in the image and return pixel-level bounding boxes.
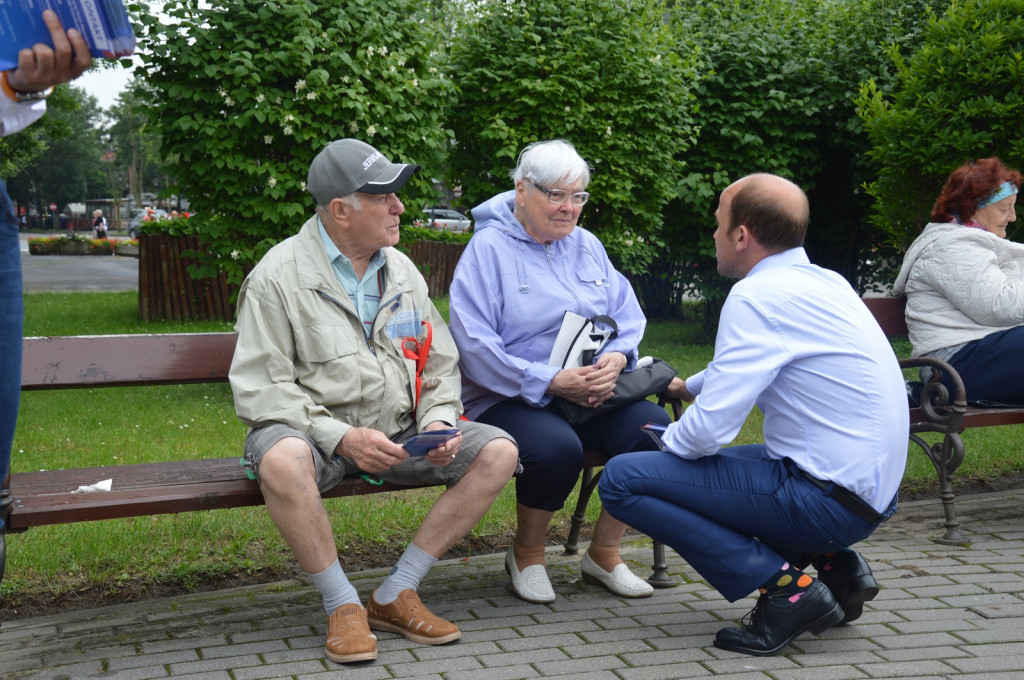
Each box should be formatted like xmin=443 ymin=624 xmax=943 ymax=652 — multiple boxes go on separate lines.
xmin=7 ymin=456 xmax=433 ymax=530
xmin=21 ymin=333 xmax=238 ymax=390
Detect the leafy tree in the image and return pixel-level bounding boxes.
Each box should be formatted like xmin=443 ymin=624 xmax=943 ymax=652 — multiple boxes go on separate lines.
xmin=134 ymin=0 xmax=456 ymax=284
xmin=857 ymin=0 xmax=1024 ymax=250
xmin=802 ymin=0 xmax=948 ymax=290
xmin=101 ymin=81 xmax=166 ymax=229
xmin=660 ymin=0 xmax=824 ymax=329
xmin=446 ymin=0 xmax=701 ymax=280
xmin=658 ymin=0 xmax=944 ymax=334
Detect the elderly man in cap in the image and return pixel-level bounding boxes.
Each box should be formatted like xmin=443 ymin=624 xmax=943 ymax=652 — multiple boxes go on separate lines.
xmin=229 ymin=139 xmax=518 ymax=664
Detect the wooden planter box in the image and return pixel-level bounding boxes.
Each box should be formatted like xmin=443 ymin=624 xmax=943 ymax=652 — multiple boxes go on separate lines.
xmin=28 ymin=242 xmax=58 ymax=255
xmin=58 ymin=239 xmax=90 ymax=255
xmin=407 ymin=240 xmax=467 ymax=298
xmin=139 ymin=234 xmax=236 ymax=321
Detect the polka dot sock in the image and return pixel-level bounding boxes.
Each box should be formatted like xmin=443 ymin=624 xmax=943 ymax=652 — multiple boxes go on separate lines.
xmin=810 ymin=549 xmax=846 ymax=573
xmin=759 ymin=562 xmax=815 ymax=603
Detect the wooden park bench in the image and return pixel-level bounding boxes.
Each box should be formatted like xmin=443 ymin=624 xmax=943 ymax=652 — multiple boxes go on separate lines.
xmin=863 ymin=296 xmax=1024 ymax=545
xmin=0 ymin=332 xmax=681 ymax=589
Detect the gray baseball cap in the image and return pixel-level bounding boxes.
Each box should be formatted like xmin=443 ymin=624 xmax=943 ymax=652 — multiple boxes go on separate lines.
xmin=307 ymin=138 xmax=420 ymax=205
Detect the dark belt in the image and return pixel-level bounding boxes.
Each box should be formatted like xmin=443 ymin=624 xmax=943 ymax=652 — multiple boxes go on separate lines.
xmin=796 ymin=468 xmax=884 ymax=524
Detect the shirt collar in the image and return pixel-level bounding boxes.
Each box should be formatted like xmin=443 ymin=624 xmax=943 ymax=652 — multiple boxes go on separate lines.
xmin=317 ymin=217 xmax=385 ymax=272
xmin=746 ymin=247 xmax=809 ymax=278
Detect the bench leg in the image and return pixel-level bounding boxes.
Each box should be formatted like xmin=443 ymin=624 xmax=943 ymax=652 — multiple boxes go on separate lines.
xmin=564 ymin=467 xmax=599 ymax=555
xmin=910 ymin=431 xmax=967 ymax=545
xmin=647 ymin=540 xmax=680 ymax=588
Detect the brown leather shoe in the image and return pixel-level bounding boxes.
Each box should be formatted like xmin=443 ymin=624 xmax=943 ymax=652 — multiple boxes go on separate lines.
xmin=366 ymin=589 xmax=461 ymax=645
xmin=325 ymin=603 xmax=377 ymax=663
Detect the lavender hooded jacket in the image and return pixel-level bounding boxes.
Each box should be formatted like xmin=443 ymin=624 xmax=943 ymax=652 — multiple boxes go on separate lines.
xmin=448 ymin=190 xmax=647 ymax=420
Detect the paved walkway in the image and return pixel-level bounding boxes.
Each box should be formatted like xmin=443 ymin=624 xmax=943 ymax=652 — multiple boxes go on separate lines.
xmin=4 ymin=489 xmax=1023 ymax=679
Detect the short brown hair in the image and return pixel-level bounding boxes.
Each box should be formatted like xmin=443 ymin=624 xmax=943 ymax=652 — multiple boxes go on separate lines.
xmin=728 ymin=176 xmax=808 ymax=251
xmin=931 ymin=157 xmax=1022 ymax=223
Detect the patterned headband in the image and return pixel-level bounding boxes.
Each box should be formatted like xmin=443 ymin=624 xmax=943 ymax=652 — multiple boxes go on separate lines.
xmin=978 ymin=181 xmax=1018 ymax=209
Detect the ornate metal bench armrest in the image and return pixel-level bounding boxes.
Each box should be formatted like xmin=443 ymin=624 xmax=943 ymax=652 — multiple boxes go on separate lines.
xmin=897 ymin=356 xmax=967 ymax=432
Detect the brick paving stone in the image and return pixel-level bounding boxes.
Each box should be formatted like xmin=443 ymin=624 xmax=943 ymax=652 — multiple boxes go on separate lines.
xmin=873 ymin=645 xmax=976 ymax=662
xmin=770 ymin=666 xmax=870 ymax=680
xmin=562 ymin=637 xmax=656 ymax=658
xmin=945 ymin=654 xmax=1024 ymax=674
xmin=477 ymin=646 xmax=570 ymax=667
xmin=380 ymin=654 xmax=484 ymax=678
xmin=615 ymin=663 xmax=715 ymax=680
xmin=531 ymin=654 xmax=627 ymax=675
xmin=446 ymin=665 xmax=541 ymax=680
xmin=860 ymin=660 xmax=965 ymax=677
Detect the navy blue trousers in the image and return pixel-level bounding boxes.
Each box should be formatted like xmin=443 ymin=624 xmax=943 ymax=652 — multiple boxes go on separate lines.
xmin=946 ymin=326 xmax=1024 ymax=405
xmin=599 ymin=445 xmax=891 ymax=602
xmin=0 ymin=178 xmax=22 ymax=530
xmin=478 ymin=398 xmax=670 ymax=512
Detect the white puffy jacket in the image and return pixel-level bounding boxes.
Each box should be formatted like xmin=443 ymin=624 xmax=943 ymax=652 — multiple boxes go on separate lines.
xmin=892 ymin=222 xmax=1024 ymax=356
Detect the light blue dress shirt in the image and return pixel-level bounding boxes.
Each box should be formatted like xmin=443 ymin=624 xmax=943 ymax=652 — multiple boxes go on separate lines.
xmin=318 ymin=219 xmax=385 ymax=338
xmin=662 ymin=248 xmax=908 ymax=512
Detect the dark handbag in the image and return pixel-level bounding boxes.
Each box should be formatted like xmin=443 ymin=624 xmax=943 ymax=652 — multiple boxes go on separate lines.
xmin=556 ymin=357 xmax=678 ymax=426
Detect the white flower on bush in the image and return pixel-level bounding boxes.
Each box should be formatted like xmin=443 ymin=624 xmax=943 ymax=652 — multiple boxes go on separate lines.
xmin=366 ymin=124 xmax=377 ymax=136
xmin=283 ymin=125 xmax=293 ymax=135
xmin=230 ymin=250 xmax=241 ymax=260
xmin=256 ymin=93 xmax=265 ymax=103
xmin=306 ymin=91 xmax=317 ymax=100
xmin=606 ymin=125 xmax=613 ymax=137
xmin=267 ymin=176 xmax=278 ymax=188
xmin=295 ymin=79 xmax=307 ymax=91
xmin=264 ymin=135 xmax=273 ymax=144
xmin=349 ymin=120 xmax=359 ymax=132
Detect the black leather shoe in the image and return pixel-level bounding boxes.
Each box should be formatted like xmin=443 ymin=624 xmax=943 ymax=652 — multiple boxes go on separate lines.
xmin=815 ymin=550 xmax=878 ymax=624
xmin=714 ymin=580 xmax=844 ymax=656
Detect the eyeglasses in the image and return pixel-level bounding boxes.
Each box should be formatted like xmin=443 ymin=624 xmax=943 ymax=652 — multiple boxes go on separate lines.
xmin=530 ymin=181 xmax=590 ymax=206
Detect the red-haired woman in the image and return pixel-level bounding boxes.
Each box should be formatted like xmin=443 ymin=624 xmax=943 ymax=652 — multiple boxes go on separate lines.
xmin=893 ymin=157 xmax=1023 ymax=404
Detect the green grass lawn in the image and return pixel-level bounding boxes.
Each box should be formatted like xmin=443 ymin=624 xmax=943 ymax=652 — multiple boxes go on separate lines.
xmin=3 ymin=291 xmax=1022 ymax=614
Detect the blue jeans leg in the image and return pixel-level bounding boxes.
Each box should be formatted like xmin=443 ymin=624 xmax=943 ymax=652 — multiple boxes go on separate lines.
xmin=599 ymin=445 xmax=879 ymax=602
xmin=0 ymin=179 xmax=22 ymax=531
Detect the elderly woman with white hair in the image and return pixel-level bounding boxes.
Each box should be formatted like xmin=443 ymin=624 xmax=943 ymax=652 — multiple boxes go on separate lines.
xmin=449 ymin=140 xmax=672 ymax=603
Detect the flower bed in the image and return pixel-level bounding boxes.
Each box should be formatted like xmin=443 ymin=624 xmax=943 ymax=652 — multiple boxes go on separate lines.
xmin=27 ymin=236 xmax=139 ymax=257
xmin=27 ymin=237 xmax=60 ymax=255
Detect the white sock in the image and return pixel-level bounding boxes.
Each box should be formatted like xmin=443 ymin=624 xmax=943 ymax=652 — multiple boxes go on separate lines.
xmin=307 ymin=559 xmax=360 ymax=614
xmin=373 ymin=543 xmax=437 ymax=605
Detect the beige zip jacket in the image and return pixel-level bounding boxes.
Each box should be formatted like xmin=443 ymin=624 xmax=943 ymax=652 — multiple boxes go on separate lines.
xmin=229 ymin=217 xmax=463 ymax=458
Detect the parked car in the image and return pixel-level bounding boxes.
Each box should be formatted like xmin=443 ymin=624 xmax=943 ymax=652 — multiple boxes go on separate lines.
xmin=126 ymin=208 xmax=168 ymax=238
xmin=416 ymin=208 xmax=472 ymax=233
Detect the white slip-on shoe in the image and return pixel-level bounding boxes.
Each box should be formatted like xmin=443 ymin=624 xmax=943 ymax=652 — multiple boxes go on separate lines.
xmin=505 ymin=547 xmax=556 ymax=603
xmin=580 ymin=551 xmax=654 ymax=598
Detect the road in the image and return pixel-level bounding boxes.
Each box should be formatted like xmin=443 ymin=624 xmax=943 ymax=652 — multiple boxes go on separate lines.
xmin=19 ymin=232 xmax=138 ymax=292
